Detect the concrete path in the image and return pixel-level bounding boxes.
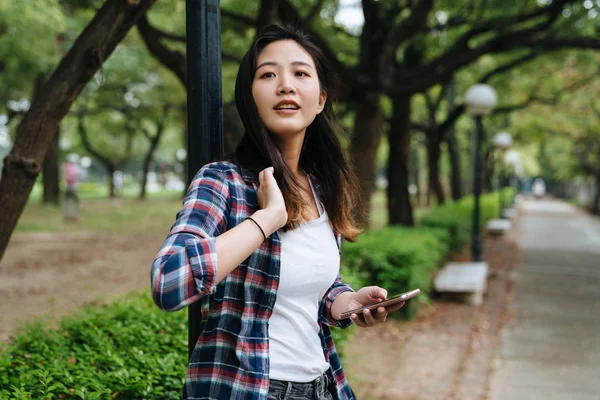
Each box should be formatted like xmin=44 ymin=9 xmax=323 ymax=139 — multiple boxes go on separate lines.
xmin=489 ymin=199 xmax=600 ymax=400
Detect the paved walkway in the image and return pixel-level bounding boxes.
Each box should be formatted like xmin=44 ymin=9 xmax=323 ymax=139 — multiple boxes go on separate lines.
xmin=490 ymin=199 xmax=600 ymax=399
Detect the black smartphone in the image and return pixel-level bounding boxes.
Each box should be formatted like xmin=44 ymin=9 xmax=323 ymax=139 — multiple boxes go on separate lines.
xmin=339 ymin=288 xmax=420 ymax=319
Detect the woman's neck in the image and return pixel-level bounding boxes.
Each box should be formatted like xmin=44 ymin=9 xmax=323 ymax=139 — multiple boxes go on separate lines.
xmin=274 ymin=131 xmax=305 ymax=177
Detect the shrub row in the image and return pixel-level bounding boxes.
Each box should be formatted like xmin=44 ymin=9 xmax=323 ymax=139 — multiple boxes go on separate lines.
xmin=0 ymin=293 xmax=187 ymax=400
xmin=420 ymin=189 xmax=515 ymax=251
xmin=340 ymin=226 xmax=450 ymax=319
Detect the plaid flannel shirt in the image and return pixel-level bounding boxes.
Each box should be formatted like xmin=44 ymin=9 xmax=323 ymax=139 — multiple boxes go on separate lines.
xmin=151 ymin=161 xmax=356 ymax=400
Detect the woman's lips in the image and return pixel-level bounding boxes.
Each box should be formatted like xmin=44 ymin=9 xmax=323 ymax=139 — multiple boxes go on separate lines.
xmin=274 ymin=108 xmax=300 ymax=115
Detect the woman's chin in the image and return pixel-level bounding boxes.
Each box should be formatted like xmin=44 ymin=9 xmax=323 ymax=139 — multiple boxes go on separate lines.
xmin=267 ymin=124 xmax=308 ymax=138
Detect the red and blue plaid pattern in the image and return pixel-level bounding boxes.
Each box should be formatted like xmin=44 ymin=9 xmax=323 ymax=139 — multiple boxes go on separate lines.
xmin=151 ymin=162 xmax=355 ymax=399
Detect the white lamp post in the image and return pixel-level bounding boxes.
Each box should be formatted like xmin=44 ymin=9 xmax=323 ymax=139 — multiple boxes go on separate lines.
xmin=464 ymin=84 xmax=497 ymax=262
xmin=0 ymin=123 xmax=12 ymax=182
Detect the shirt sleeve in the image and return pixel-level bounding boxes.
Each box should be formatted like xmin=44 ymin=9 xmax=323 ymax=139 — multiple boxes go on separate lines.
xmin=318 ymin=272 xmax=355 ymax=328
xmin=150 ymin=164 xmax=230 ymax=312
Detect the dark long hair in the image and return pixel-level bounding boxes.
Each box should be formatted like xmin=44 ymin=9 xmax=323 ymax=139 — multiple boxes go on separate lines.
xmin=233 ymin=24 xmax=363 ymax=241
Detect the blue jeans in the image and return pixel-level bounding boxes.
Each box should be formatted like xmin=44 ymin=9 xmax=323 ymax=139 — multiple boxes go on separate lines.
xmin=268 ymin=372 xmax=334 ymax=400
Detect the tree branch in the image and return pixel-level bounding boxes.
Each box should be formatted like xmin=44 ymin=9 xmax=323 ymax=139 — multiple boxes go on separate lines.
xmin=255 ymin=0 xmax=278 ymax=32
xmin=422 ymin=91 xmax=436 ymax=119
xmin=221 ymin=9 xmax=256 ymax=26
xmin=433 ymin=82 xmax=450 ymax=112
xmin=137 ymin=15 xmax=186 ymax=87
xmin=519 ymin=37 xmax=600 ymax=51
xmin=410 ymin=122 xmax=430 ymax=134
xmin=479 ymin=51 xmax=541 ymax=84
xmin=305 ymin=0 xmax=326 ymax=23
xmin=493 ymin=95 xmax=558 ymax=114
xmin=77 ymin=115 xmax=114 ymax=171
xmin=390 ymin=31 xmax=600 ymax=95
xmin=137 ymin=14 xmax=243 ymax=90
xmin=388 ymin=1 xmax=577 ymax=94
xmin=385 ymin=0 xmax=433 ymax=48
xmin=439 ymin=104 xmax=465 ymax=138
xmin=278 ymin=0 xmax=350 ymax=81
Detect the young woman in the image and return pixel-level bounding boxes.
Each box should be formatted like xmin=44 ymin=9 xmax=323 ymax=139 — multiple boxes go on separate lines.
xmin=151 ymin=24 xmax=404 ymax=400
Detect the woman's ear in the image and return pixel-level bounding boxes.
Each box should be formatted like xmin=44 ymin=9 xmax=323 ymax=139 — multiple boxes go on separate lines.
xmin=316 ymin=90 xmax=327 ymax=114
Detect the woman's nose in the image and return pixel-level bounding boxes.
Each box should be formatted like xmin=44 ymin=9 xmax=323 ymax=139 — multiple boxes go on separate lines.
xmin=278 ymin=75 xmax=295 ymax=94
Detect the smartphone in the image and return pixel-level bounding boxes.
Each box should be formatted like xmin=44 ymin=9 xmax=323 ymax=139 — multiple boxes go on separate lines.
xmin=339 ymin=288 xmax=420 ymax=319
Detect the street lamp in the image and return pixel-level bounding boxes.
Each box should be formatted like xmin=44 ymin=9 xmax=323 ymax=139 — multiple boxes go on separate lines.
xmin=465 ymin=84 xmax=497 ymax=262
xmin=504 ymin=149 xmax=523 ymax=190
xmin=492 ymin=131 xmax=512 ymax=218
xmin=0 ymin=122 xmax=11 ymax=181
xmin=186 ymin=0 xmax=223 ymax=361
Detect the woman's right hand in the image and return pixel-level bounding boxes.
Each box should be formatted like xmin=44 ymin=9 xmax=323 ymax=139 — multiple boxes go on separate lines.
xmin=257 ymin=167 xmax=288 ymax=232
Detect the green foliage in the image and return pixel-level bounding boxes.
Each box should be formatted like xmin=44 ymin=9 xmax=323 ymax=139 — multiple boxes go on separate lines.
xmin=0 ymin=0 xmax=66 ymax=100
xmin=420 ymin=190 xmax=515 ymax=251
xmin=341 ymin=226 xmax=451 ymax=319
xmin=0 ymin=292 xmax=187 ymax=400
xmin=0 ymin=278 xmax=362 ymax=399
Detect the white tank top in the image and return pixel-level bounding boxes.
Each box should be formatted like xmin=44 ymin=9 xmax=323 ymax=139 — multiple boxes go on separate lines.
xmin=268 ymin=177 xmax=341 ymax=382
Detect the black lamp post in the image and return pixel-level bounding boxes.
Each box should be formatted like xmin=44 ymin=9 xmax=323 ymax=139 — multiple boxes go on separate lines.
xmin=492 ymin=132 xmax=512 ymax=219
xmin=465 ymin=84 xmax=497 ymax=262
xmin=186 ymin=0 xmax=223 ymax=361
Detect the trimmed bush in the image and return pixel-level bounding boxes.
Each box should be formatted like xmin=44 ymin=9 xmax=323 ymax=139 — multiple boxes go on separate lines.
xmin=0 ymin=271 xmax=363 ymax=399
xmin=420 ymin=190 xmax=514 ymax=251
xmin=0 ymin=293 xmax=187 ymax=400
xmin=341 ymin=226 xmax=451 ymax=319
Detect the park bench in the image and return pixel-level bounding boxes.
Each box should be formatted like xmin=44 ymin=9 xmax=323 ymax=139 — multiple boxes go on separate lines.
xmin=433 ymin=262 xmax=488 ymax=306
xmin=485 ymin=219 xmax=512 ymax=236
xmin=502 ymin=207 xmax=518 ymax=219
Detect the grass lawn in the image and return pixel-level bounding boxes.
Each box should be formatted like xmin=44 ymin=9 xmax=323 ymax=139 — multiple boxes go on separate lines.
xmin=17 ymin=186 xmax=428 ymax=234
xmin=16 ymin=184 xmax=183 ymax=234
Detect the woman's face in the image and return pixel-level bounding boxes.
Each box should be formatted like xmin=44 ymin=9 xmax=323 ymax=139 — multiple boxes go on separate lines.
xmin=251 ymin=40 xmax=326 ymax=139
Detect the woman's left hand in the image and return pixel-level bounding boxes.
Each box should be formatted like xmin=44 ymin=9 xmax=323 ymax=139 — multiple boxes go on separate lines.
xmin=346 ymin=286 xmax=404 ymax=327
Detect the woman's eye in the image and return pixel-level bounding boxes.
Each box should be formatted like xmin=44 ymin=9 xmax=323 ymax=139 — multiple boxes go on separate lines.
xmin=296 ymin=71 xmax=309 ymax=77
xmin=260 ymin=72 xmax=275 ymax=79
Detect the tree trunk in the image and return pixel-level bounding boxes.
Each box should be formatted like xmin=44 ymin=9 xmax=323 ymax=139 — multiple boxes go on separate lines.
xmin=31 ymin=72 xmax=61 ymax=206
xmin=426 ymin=130 xmax=445 ymax=205
xmin=42 ymin=127 xmax=60 ymax=205
xmin=139 ymin=156 xmax=151 ymax=200
xmin=0 ymin=0 xmax=157 ymax=261
xmin=446 ymin=129 xmax=462 ymax=201
xmin=387 ymin=95 xmax=414 ymax=226
xmin=591 ymin=173 xmax=600 ymax=215
xmin=107 ymin=165 xmax=116 ymax=199
xmin=139 ymin=119 xmax=166 ymax=200
xmin=444 ymin=79 xmax=462 ymax=201
xmin=348 ymin=94 xmax=384 ymax=227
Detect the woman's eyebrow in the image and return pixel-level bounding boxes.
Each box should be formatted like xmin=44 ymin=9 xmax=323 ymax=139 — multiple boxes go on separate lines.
xmin=256 ymin=61 xmax=314 ymax=70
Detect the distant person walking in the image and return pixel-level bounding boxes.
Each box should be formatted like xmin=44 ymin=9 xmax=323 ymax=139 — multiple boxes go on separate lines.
xmin=532 ymin=178 xmax=546 ymax=200
xmin=63 ymin=153 xmax=80 ymax=222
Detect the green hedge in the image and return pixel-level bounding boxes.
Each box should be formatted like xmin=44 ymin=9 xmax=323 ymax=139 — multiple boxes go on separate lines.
xmin=0 ymin=293 xmax=187 ymax=400
xmin=0 ymin=279 xmax=363 ymax=399
xmin=340 ymin=226 xmax=451 ymax=319
xmin=420 ymin=189 xmax=514 ymax=251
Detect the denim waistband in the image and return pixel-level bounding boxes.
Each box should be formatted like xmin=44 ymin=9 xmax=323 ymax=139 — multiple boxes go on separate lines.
xmin=269 ymin=371 xmax=330 ymax=398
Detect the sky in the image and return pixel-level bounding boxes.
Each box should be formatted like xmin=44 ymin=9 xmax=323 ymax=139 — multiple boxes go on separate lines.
xmin=335 ymin=0 xmax=364 ymax=31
